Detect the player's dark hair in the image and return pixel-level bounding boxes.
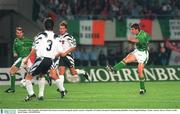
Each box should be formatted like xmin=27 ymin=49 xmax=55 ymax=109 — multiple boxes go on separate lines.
xmin=130 ymin=23 xmax=140 ymax=30
xmin=16 ymin=26 xmax=23 ymax=31
xmin=60 ymin=20 xmax=68 ymax=29
xmin=44 ymin=17 xmax=54 ymax=30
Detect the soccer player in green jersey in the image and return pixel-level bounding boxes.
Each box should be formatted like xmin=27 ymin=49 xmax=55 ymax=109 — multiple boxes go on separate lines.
xmin=107 ymin=23 xmax=151 ymax=95
xmin=5 ymin=27 xmax=34 ymax=93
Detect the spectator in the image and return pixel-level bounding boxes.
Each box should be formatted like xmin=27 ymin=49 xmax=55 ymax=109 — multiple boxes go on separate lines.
xmin=148 ymin=46 xmax=158 ymax=65
xmin=98 ymin=50 xmax=107 ymax=66
xmin=160 ymin=2 xmax=172 ymax=15
xmin=158 ymin=47 xmax=169 ymax=65
xmin=114 ymin=48 xmax=123 ymax=63
xmin=47 ymin=11 xmax=57 ymax=22
xmin=73 ymin=47 xmax=82 ymax=67
xmin=89 ymin=47 xmax=99 ymax=66
xmin=100 ymin=4 xmax=110 ymax=19
xmin=164 ymin=38 xmax=180 ymax=63
xmin=81 ymin=48 xmax=89 ymax=66
xmin=36 ymin=0 xmax=180 ymax=20
xmin=107 ymin=49 xmax=116 ymax=66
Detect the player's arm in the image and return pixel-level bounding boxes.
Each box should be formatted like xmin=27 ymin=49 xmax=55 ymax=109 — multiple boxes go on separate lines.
xmin=23 ymin=36 xmax=38 ymax=64
xmin=60 ymin=36 xmax=76 ymax=57
xmin=165 ymin=40 xmax=180 ymax=51
xmin=26 ymin=38 xmax=33 ymax=49
xmin=12 ymin=39 xmax=18 ymax=58
xmin=23 ymin=48 xmax=36 ymax=64
xmin=56 ymin=46 xmax=76 ymax=57
xmin=61 ymin=47 xmax=76 ymax=57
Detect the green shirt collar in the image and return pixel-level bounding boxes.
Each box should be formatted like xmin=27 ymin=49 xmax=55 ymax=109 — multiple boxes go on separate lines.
xmin=136 ymin=30 xmax=143 ymax=37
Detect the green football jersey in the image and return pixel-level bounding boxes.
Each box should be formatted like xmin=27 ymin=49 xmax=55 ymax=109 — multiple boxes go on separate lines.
xmin=135 ymin=30 xmax=151 ymax=51
xmin=13 ymin=36 xmax=33 ymax=57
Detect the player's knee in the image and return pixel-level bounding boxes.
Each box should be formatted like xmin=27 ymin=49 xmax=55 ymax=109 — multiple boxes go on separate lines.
xmin=49 ymin=69 xmax=58 ymax=80
xmin=9 ymin=69 xmax=16 ymax=75
xmin=70 ymin=68 xmax=77 ymax=75
xmin=25 ymin=75 xmax=33 ymax=80
xmin=10 ymin=66 xmax=18 ymax=75
xmin=9 ymin=71 xmax=15 ymax=75
xmin=50 ymin=69 xmax=56 ymax=75
xmin=138 ymin=65 xmax=144 ymax=77
xmin=123 ymin=56 xmax=131 ymax=63
xmin=59 ymin=67 xmax=65 ymax=75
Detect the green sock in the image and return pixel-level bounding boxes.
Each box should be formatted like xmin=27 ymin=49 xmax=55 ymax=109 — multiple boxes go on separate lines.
xmin=10 ymin=75 xmax=16 ymax=90
xmin=113 ymin=61 xmax=126 ymax=71
xmin=139 ymin=77 xmax=145 ymax=90
xmin=44 ymin=75 xmax=50 ymax=81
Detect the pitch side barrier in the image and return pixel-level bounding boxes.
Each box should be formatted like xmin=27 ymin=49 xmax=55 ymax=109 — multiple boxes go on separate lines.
xmin=0 ymin=66 xmax=180 ymax=85
xmin=68 ymin=66 xmax=180 ymax=83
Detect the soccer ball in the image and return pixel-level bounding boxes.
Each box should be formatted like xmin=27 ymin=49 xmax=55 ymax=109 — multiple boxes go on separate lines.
xmin=66 ymin=70 xmax=80 ymax=83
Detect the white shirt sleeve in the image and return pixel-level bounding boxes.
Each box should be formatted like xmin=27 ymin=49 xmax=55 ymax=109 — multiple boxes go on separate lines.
xmin=67 ymin=36 xmax=76 ymax=48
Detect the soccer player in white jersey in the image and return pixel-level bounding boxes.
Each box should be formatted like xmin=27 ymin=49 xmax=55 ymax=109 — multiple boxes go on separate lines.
xmin=23 ymin=18 xmax=65 ymax=101
xmin=55 ymin=21 xmax=89 ymax=89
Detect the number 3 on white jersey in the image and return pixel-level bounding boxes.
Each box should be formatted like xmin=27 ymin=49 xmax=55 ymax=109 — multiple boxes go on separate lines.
xmin=46 ymin=40 xmax=53 ymax=51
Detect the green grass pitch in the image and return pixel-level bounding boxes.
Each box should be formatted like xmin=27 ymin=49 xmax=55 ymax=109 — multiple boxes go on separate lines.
xmin=0 ymin=81 xmax=180 ymax=109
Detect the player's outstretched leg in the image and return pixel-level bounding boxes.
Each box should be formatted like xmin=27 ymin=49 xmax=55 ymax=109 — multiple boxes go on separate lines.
xmin=138 ymin=63 xmax=146 ymax=95
xmin=24 ymin=76 xmax=36 ymax=101
xmin=5 ymin=87 xmax=15 ymax=93
xmin=83 ymin=72 xmax=90 ymax=81
xmin=60 ymin=89 xmax=68 ymax=98
xmin=139 ymin=88 xmax=146 ymax=95
xmin=44 ymin=74 xmax=52 ymax=86
xmin=76 ymin=69 xmax=90 ymax=81
xmin=37 ymin=96 xmax=44 ymax=101
xmin=5 ymin=75 xmax=16 ymax=93
xmin=139 ymin=76 xmax=146 ymax=95
xmin=54 ymin=75 xmax=67 ymax=98
xmin=24 ymin=93 xmax=36 ymax=102
xmin=106 ymin=65 xmax=116 ymax=73
xmin=37 ymin=77 xmax=45 ymax=101
xmin=5 ymin=65 xmax=20 ymax=93
xmin=106 ymin=61 xmax=126 ymax=73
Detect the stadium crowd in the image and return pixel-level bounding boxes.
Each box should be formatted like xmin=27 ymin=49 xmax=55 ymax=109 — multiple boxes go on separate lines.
xmin=37 ymin=0 xmax=180 ymax=21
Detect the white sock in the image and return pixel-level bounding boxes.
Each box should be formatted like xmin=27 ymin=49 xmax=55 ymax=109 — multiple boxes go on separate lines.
xmin=38 ymin=77 xmax=45 ymax=97
xmin=59 ymin=75 xmax=65 ymax=91
xmin=55 ymin=78 xmax=65 ymax=92
xmin=76 ymin=69 xmax=85 ymax=75
xmin=25 ymin=80 xmax=34 ymax=96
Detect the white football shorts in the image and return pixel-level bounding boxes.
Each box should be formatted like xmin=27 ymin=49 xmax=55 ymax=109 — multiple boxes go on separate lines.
xmin=131 ymin=49 xmax=149 ymax=64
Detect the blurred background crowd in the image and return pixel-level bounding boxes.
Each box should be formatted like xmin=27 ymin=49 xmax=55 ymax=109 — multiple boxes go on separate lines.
xmin=37 ymin=0 xmax=180 ymax=21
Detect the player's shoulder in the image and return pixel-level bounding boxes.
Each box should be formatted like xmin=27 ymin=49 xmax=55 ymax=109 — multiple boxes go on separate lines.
xmin=36 ymin=32 xmax=48 ymax=38
xmin=14 ymin=38 xmax=18 ymax=42
xmin=34 ymin=32 xmax=48 ymax=41
xmin=63 ymin=33 xmax=73 ymax=38
xmin=23 ymin=36 xmax=33 ymax=41
xmin=141 ymin=30 xmax=149 ymax=35
xmin=142 ymin=30 xmax=151 ymax=37
xmin=137 ymin=30 xmax=147 ymax=37
xmin=63 ymin=33 xmax=75 ymax=41
xmin=54 ymin=33 xmax=59 ymax=39
xmin=14 ymin=38 xmax=22 ymax=43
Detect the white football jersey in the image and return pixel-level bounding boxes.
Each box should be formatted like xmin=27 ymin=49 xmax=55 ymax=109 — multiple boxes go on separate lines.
xmin=58 ymin=32 xmax=76 ymax=53
xmin=32 ymin=30 xmax=63 ymax=59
